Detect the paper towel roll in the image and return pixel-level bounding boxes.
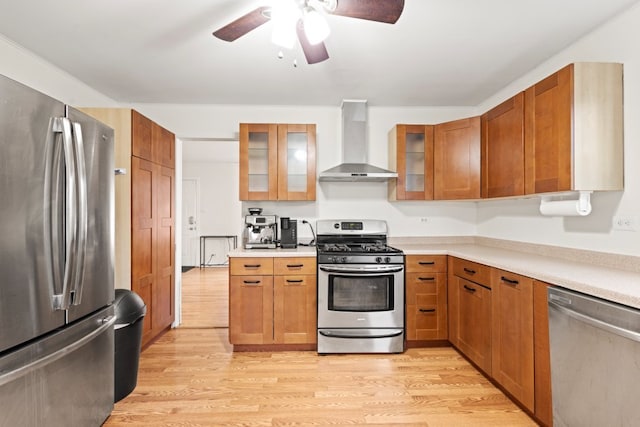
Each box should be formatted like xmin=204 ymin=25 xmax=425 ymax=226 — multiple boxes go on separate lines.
xmin=539 ymin=199 xmax=592 ymax=216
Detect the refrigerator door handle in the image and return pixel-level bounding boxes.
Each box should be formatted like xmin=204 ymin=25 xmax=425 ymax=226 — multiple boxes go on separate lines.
xmin=69 ymin=121 xmax=88 ymax=305
xmin=0 ymin=315 xmax=115 ymax=388
xmin=48 ymin=117 xmax=76 ymax=310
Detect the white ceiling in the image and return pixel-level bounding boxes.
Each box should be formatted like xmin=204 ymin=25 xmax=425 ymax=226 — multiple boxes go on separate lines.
xmin=0 ymin=0 xmax=637 ymax=106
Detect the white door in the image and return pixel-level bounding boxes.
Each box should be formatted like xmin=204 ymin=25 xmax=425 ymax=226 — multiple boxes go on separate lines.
xmin=181 ymin=178 xmax=199 ymax=266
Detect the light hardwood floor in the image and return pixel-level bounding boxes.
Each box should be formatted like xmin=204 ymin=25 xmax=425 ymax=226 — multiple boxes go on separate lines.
xmin=104 ymin=268 xmax=537 ymax=426
xmin=180 ymin=267 xmax=229 ymax=328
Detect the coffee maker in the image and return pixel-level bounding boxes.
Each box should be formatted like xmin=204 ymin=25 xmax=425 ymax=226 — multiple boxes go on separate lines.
xmin=244 ymin=208 xmax=277 ymax=249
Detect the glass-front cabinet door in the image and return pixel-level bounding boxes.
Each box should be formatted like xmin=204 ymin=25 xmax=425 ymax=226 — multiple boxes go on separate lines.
xmin=239 ymin=123 xmax=278 ymax=200
xmin=239 ymin=123 xmax=316 ymax=201
xmin=277 ymin=124 xmax=316 ymax=201
xmin=389 ymin=124 xmax=434 ymax=200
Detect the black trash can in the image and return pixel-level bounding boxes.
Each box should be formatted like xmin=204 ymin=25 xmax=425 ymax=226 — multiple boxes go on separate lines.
xmin=113 ymin=289 xmax=146 ymax=403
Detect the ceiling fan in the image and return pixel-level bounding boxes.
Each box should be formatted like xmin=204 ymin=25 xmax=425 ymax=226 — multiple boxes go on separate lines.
xmin=212 ymin=0 xmax=405 ymax=64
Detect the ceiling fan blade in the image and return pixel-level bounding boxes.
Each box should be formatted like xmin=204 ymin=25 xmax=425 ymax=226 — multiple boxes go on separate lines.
xmin=330 ymin=0 xmax=404 ymax=24
xmin=296 ymin=20 xmax=329 ymax=64
xmin=213 ymin=6 xmax=270 ymax=42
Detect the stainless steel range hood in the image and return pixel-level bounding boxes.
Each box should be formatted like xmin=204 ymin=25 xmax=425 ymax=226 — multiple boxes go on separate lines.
xmin=319 ymin=100 xmax=398 ymax=182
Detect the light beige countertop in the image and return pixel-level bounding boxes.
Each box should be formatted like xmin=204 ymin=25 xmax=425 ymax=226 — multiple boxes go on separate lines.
xmin=228 ymin=237 xmax=640 ymax=309
xmin=394 ymin=238 xmax=640 ymax=310
xmin=228 ymin=246 xmax=316 ymax=258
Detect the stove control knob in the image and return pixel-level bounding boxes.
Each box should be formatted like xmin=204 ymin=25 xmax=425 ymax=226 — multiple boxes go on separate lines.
xmin=341 ymin=257 xmax=348 ymax=263
xmin=375 ymin=257 xmax=382 ymax=263
xmin=385 ymin=257 xmax=391 ymax=263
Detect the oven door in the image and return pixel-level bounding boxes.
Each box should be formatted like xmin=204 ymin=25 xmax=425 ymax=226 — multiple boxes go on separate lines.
xmin=317 ymin=264 xmax=404 ymax=329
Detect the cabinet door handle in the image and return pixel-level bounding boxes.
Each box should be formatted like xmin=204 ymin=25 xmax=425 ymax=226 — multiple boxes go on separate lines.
xmin=286 ymin=264 xmax=304 ymax=268
xmin=286 ymin=279 xmax=304 ymax=284
xmin=244 ymin=264 xmax=261 ymax=268
xmin=501 ymin=276 xmax=519 ymax=285
xmin=418 ymin=261 xmax=435 ymax=265
xmin=418 ymin=277 xmax=435 ymax=281
xmin=463 ymin=268 xmax=476 ymax=275
xmin=243 ymin=280 xmax=261 ymax=285
xmin=419 ymin=308 xmax=436 ymax=313
xmin=463 ymin=284 xmax=477 ymax=293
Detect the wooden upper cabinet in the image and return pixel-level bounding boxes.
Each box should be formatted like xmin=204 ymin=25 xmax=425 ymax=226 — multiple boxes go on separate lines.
xmin=388 ymin=124 xmax=434 ymax=200
xmin=132 ymin=110 xmax=153 ymax=162
xmin=482 ymin=93 xmax=525 ymax=198
xmin=132 ymin=110 xmax=175 ymax=169
xmin=524 ymin=62 xmax=623 ymax=194
xmin=277 ymin=124 xmax=316 ymax=201
xmin=239 ymin=123 xmax=316 ymax=201
xmin=434 ymin=117 xmax=481 ymax=200
xmin=239 ymin=123 xmax=278 ymax=200
xmin=152 ymin=121 xmax=175 ymax=168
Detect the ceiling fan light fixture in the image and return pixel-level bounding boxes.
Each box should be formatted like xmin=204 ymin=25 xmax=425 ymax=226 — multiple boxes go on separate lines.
xmin=303 ymin=9 xmax=330 ymax=45
xmin=271 ymin=20 xmax=297 ymax=48
xmin=270 ymin=0 xmax=302 ymax=49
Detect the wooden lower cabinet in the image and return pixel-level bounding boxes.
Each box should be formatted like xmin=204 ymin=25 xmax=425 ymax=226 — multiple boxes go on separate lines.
xmin=274 ymin=274 xmax=317 ymax=344
xmin=229 ymin=256 xmax=316 ymax=347
xmin=229 ymin=275 xmax=274 ymax=344
xmin=533 ymin=280 xmax=553 ymax=426
xmin=447 ymin=255 xmax=550 ymax=425
xmin=491 ymin=269 xmax=535 ymax=412
xmin=405 ymin=255 xmax=448 ymax=342
xmin=449 ymin=274 xmax=492 ymax=374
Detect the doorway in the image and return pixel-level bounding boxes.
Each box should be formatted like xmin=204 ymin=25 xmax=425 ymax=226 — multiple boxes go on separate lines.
xmin=180 ymin=139 xmax=240 ymax=329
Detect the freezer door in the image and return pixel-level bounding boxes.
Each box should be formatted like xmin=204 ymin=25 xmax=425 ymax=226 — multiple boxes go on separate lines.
xmin=0 ymin=74 xmax=67 ymax=353
xmin=66 ymin=107 xmax=115 ymax=322
xmin=0 ymin=306 xmax=115 ymax=426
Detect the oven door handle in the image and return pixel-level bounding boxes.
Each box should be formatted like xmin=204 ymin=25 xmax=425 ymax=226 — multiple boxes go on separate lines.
xmin=319 ymin=265 xmax=404 ymax=274
xmin=319 ymin=329 xmax=404 ymax=339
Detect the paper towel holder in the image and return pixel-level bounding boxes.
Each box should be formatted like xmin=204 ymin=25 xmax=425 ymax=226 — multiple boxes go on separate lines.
xmin=539 ymin=191 xmax=592 ymax=217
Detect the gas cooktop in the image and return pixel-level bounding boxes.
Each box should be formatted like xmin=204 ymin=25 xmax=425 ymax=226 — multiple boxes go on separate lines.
xmin=318 ymin=243 xmax=403 ymax=254
xmin=315 ymin=219 xmax=403 ymax=264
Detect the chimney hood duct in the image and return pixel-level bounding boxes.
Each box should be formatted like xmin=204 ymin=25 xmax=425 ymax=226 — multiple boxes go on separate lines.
xmin=319 ymin=100 xmax=398 ymax=182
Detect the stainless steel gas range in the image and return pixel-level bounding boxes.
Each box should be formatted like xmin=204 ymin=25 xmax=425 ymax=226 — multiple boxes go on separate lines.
xmin=316 ymin=219 xmax=405 ymax=354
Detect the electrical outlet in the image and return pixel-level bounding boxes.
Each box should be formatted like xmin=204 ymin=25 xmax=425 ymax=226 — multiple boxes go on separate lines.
xmin=613 ymin=215 xmax=639 ymax=231
xmin=420 ymin=217 xmax=429 ymax=223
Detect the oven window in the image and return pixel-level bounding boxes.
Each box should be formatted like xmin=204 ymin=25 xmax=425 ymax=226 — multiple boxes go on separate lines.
xmin=328 ymin=275 xmax=394 ymax=312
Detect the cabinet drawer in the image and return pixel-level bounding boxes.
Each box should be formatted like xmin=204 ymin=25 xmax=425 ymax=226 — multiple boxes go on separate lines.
xmin=405 ymin=255 xmax=447 ymax=273
xmin=229 ymin=275 xmax=272 ymax=287
xmin=275 ymin=275 xmax=316 ymax=287
xmin=274 ymin=257 xmax=316 ymax=275
xmin=230 ymin=257 xmax=274 ymax=275
xmin=406 ymin=272 xmax=446 ymax=305
xmin=492 ymin=268 xmax=534 ymax=290
xmin=450 ymin=257 xmax=491 ymax=287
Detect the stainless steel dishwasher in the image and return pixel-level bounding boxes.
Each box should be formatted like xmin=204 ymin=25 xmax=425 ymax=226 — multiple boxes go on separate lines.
xmin=548 ymin=286 xmax=640 ymax=427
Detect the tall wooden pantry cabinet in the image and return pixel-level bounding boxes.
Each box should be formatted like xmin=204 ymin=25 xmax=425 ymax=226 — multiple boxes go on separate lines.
xmin=80 ymin=108 xmax=176 ymax=348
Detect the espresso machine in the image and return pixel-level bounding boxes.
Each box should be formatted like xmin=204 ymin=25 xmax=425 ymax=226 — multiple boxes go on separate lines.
xmin=244 ymin=208 xmax=277 ymax=249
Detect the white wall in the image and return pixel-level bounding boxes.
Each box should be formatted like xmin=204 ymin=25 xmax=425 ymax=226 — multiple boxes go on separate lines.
xmin=3 ymin=1 xmax=640 ymax=258
xmin=474 ymin=2 xmax=640 ymax=256
xmin=182 ymin=155 xmax=242 ymax=263
xmin=0 ymin=34 xmax=117 ymax=107
xmin=136 ymin=103 xmax=479 ymax=242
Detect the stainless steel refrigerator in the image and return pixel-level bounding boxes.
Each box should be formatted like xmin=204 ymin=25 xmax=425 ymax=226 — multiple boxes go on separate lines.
xmin=0 ymin=74 xmax=115 ymax=426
